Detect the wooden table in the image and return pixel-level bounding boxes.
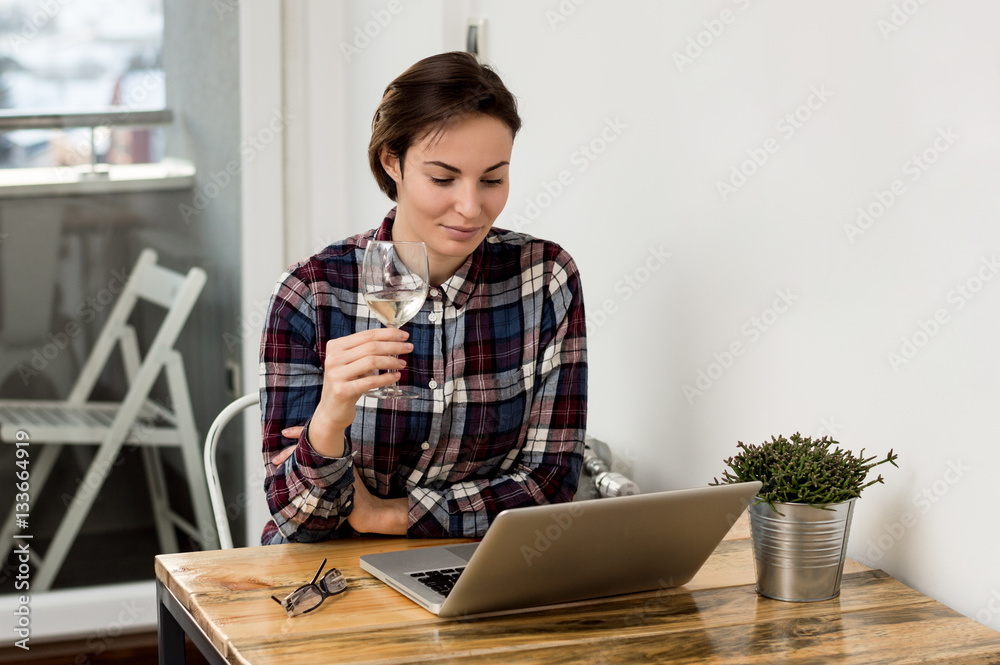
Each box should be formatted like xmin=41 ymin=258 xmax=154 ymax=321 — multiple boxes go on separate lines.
xmin=155 ymin=515 xmax=1000 ymax=664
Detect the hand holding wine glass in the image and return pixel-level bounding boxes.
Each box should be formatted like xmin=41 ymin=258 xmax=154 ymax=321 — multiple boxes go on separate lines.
xmin=361 ymin=240 xmax=429 ymax=399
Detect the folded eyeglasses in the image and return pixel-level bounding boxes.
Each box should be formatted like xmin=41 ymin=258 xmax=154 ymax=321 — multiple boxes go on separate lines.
xmin=271 ymin=558 xmax=347 ymax=617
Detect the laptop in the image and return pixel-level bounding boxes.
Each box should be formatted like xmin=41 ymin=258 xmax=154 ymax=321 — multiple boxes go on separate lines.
xmin=359 ymin=480 xmax=761 ymax=618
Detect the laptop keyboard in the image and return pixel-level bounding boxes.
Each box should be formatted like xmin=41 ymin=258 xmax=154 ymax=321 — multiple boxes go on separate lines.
xmin=408 ymin=567 xmax=466 ymax=597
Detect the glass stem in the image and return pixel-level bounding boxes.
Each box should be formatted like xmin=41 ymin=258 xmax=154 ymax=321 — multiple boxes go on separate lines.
xmin=387 ymin=354 xmax=399 ymax=390
xmin=386 ymin=324 xmax=400 ymax=391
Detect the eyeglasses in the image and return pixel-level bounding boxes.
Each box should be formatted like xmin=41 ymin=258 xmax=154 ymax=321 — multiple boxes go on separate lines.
xmin=271 ymin=558 xmax=347 ymax=617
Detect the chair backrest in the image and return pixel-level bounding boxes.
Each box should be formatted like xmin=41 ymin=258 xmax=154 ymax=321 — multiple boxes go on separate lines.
xmin=67 ymin=248 xmax=206 ymax=406
xmin=204 ymin=393 xmax=260 ymax=549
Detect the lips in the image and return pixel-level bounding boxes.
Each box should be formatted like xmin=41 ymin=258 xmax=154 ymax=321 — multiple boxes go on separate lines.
xmin=441 ymin=225 xmax=481 ymax=241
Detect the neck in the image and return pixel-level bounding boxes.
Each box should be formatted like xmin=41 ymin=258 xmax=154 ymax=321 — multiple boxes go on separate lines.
xmin=427 ymin=255 xmax=465 ymax=286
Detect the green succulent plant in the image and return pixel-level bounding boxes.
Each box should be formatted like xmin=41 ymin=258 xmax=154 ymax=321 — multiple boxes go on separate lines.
xmin=713 ymin=432 xmax=898 ymax=513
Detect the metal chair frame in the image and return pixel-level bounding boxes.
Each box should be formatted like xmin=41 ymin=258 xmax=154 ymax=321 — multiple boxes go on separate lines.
xmin=203 ymin=393 xmax=259 ymax=550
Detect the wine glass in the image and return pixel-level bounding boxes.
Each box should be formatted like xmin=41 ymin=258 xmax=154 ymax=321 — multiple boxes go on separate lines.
xmin=361 ymin=240 xmax=429 ymax=399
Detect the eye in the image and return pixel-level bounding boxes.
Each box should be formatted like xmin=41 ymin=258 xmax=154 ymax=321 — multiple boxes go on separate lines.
xmin=430 ymin=176 xmax=453 ymax=186
xmin=482 ymin=178 xmax=504 ymax=187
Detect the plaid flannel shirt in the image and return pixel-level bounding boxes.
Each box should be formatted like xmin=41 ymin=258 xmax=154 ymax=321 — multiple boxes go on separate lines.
xmin=260 ymin=210 xmax=588 ymax=543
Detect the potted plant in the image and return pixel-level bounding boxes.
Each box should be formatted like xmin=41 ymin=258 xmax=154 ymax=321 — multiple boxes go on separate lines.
xmin=714 ymin=432 xmax=898 ymax=602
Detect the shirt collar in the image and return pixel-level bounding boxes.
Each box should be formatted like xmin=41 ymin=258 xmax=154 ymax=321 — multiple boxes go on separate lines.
xmin=372 ymin=209 xmax=395 ymax=242
xmin=370 ymin=208 xmax=483 ymax=310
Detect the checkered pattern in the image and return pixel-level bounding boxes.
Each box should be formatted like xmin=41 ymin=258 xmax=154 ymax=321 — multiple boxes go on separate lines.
xmin=260 ymin=209 xmax=588 ymax=543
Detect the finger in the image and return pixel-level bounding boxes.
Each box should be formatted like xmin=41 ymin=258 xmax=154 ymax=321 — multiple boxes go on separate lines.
xmin=281 ymin=425 xmax=305 ymax=439
xmin=327 ymin=353 xmax=406 ymax=384
xmin=328 ymin=369 xmax=404 ymax=403
xmin=271 ymin=444 xmax=296 ymax=466
xmin=313 ymin=357 xmax=407 ymax=421
xmin=321 ymin=355 xmax=407 ymax=401
xmin=326 ymin=328 xmax=409 ymax=355
xmin=325 ymin=339 xmax=414 ymax=370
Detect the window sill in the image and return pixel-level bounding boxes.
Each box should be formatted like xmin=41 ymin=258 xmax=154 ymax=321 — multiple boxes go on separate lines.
xmin=0 ymin=581 xmax=157 ymax=643
xmin=0 ymin=158 xmax=195 ymax=198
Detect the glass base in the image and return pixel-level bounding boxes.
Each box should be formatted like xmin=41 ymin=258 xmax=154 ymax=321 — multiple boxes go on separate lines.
xmin=365 ymin=385 xmax=419 ymax=400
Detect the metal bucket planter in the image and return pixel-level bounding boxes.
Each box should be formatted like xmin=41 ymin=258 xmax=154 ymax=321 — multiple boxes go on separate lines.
xmin=748 ymin=498 xmax=856 ymax=602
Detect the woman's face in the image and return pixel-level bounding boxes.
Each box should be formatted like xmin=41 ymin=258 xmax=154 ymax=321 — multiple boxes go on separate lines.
xmin=381 ymin=114 xmax=514 ymax=284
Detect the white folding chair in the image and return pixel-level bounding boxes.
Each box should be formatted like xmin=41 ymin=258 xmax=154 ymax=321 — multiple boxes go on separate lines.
xmin=0 ymin=249 xmax=218 ymax=591
xmin=203 ymin=393 xmax=259 ymax=550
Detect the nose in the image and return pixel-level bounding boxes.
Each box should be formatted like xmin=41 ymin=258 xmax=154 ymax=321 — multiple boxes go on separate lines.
xmin=454 ymin=181 xmax=482 ymax=219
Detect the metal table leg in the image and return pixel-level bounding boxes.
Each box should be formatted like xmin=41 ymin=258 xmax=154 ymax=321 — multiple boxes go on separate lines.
xmin=157 ymin=579 xmax=228 ymax=665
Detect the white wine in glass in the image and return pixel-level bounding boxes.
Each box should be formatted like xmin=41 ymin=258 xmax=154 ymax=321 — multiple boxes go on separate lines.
xmin=361 ymin=240 xmax=429 ymax=399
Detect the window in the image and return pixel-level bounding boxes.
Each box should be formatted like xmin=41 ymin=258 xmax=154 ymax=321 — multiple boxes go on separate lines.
xmin=0 ymin=0 xmax=165 ymax=169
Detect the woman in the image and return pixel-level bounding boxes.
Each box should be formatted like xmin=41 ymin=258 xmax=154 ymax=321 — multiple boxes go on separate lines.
xmin=260 ymin=51 xmax=587 ymax=544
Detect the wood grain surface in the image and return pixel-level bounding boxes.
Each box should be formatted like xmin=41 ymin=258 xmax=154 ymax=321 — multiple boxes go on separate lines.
xmin=156 ymin=511 xmax=1000 ymax=664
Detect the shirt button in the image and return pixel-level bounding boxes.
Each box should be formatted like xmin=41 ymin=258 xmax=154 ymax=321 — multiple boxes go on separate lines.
xmin=428 ymin=379 xmax=438 ymax=389
xmin=428 ymin=312 xmax=439 ymax=323
xmin=421 ymin=441 xmax=430 ymax=450
xmin=429 ymin=288 xmax=439 ymax=297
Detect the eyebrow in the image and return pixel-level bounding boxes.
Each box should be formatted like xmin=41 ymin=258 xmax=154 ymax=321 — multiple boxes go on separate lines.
xmin=423 ymin=160 xmax=509 ymax=175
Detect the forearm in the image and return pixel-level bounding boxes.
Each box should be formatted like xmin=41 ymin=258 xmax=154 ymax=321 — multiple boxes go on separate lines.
xmin=376 ymin=498 xmax=409 ymax=535
xmin=304 ymin=411 xmax=348 ymax=458
xmin=264 ymin=418 xmax=357 ymax=541
xmin=351 ymin=495 xmax=408 ymax=535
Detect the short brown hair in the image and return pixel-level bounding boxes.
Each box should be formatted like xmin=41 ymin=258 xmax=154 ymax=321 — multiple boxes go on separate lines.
xmin=368 ymin=51 xmax=522 ymax=201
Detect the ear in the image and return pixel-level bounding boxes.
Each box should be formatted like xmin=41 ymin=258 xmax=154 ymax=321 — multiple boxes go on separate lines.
xmin=380 ymin=147 xmax=402 ymax=183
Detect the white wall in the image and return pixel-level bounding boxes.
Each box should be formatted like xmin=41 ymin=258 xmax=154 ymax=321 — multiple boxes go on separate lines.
xmin=239 ymin=0 xmax=286 ymax=547
xmin=276 ymin=0 xmax=1000 ymax=630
